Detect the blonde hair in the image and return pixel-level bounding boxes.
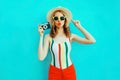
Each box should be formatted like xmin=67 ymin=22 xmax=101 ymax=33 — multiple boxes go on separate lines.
xmin=50 ymin=10 xmax=71 ymax=38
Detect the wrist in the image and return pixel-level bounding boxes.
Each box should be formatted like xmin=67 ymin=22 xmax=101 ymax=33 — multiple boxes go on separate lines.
xmin=40 ymin=34 xmax=43 ymax=38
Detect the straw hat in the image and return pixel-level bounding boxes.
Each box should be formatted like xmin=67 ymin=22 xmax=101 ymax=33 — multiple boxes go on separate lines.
xmin=46 ymin=6 xmax=72 ymax=25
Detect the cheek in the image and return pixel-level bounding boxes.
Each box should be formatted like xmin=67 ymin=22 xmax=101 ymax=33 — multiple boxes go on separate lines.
xmin=54 ymin=21 xmax=58 ymax=25
xmin=61 ymin=21 xmax=65 ymax=25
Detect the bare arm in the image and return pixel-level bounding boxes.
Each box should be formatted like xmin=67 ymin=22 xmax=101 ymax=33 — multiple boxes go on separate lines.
xmin=38 ymin=25 xmax=50 ymax=61
xmin=71 ymin=20 xmax=96 ymax=44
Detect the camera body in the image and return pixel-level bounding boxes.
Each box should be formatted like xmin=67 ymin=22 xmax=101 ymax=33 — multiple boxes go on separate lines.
xmin=40 ymin=22 xmax=51 ymax=30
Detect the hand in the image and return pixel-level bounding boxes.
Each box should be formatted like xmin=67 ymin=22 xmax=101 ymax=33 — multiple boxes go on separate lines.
xmin=72 ymin=20 xmax=81 ymax=28
xmin=38 ymin=24 xmax=44 ymax=36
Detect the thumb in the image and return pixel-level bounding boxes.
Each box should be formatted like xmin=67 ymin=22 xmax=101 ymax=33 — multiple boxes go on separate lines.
xmin=71 ymin=19 xmax=75 ymax=23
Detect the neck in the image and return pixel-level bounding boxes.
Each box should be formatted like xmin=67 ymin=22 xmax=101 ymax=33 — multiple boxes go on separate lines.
xmin=57 ymin=26 xmax=64 ymax=36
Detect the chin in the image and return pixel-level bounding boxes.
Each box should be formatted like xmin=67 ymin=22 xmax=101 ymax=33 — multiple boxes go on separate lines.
xmin=56 ymin=25 xmax=63 ymax=28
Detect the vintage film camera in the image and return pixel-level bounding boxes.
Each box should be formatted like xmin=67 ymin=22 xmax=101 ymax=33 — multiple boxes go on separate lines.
xmin=40 ymin=22 xmax=51 ymax=30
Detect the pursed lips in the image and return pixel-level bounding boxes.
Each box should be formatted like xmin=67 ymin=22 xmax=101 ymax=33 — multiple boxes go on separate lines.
xmin=58 ymin=23 xmax=61 ymax=25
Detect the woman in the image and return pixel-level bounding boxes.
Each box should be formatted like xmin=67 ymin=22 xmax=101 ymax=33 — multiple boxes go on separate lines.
xmin=38 ymin=6 xmax=96 ymax=80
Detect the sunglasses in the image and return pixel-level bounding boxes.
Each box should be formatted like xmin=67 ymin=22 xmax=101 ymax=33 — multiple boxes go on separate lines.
xmin=53 ymin=16 xmax=66 ymax=21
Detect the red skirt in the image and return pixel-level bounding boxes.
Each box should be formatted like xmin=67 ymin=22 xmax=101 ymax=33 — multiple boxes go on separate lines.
xmin=48 ymin=64 xmax=76 ymax=80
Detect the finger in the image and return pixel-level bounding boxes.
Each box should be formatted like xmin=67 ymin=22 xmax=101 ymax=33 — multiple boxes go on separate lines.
xmin=76 ymin=20 xmax=80 ymax=22
xmin=76 ymin=21 xmax=79 ymax=23
xmin=75 ymin=20 xmax=78 ymax=23
xmin=38 ymin=26 xmax=41 ymax=29
xmin=40 ymin=30 xmax=44 ymax=34
xmin=38 ymin=26 xmax=43 ymax=30
xmin=39 ymin=27 xmax=42 ymax=29
xmin=71 ymin=19 xmax=74 ymax=23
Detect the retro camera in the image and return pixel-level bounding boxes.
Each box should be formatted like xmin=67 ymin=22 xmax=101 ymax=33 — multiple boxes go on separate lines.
xmin=40 ymin=22 xmax=51 ymax=30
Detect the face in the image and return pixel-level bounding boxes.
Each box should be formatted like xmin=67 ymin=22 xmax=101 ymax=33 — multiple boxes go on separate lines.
xmin=53 ymin=12 xmax=65 ymax=28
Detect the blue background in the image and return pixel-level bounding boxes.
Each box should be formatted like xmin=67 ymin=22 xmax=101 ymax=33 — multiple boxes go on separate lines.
xmin=0 ymin=0 xmax=120 ymax=80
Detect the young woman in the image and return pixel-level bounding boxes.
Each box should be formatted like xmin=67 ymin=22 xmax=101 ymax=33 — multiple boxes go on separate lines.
xmin=38 ymin=6 xmax=96 ymax=80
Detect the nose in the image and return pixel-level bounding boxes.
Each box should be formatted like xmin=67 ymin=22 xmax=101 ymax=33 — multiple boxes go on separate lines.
xmin=58 ymin=18 xmax=61 ymax=21
xmin=57 ymin=19 xmax=61 ymax=22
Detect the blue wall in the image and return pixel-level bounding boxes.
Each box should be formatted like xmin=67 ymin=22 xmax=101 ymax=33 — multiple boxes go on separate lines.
xmin=0 ymin=0 xmax=120 ymax=80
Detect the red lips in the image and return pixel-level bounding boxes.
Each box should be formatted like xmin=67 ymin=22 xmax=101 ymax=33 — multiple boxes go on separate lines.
xmin=58 ymin=23 xmax=61 ymax=25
